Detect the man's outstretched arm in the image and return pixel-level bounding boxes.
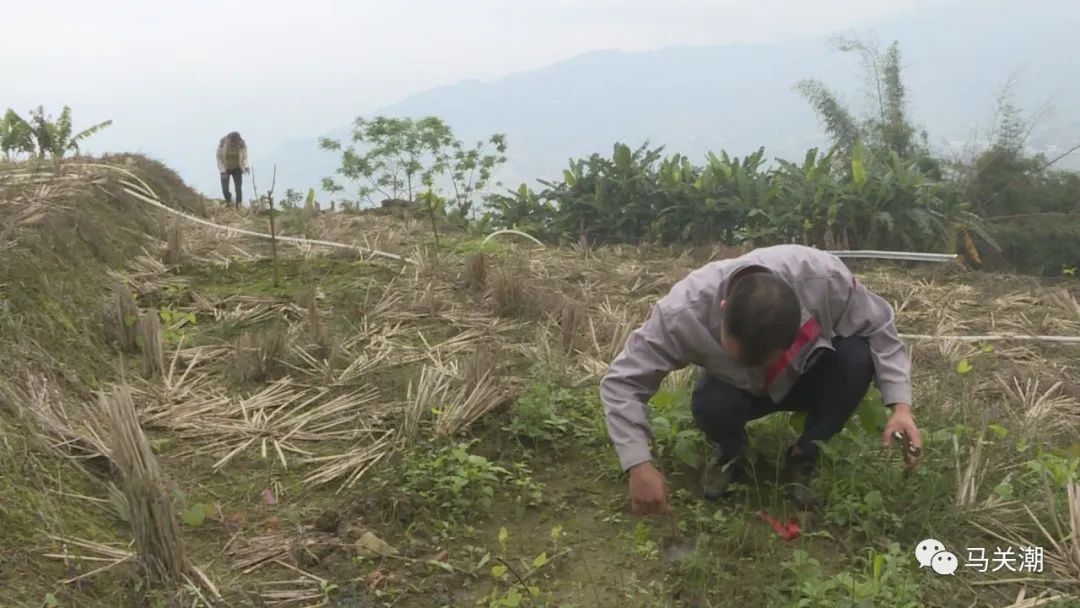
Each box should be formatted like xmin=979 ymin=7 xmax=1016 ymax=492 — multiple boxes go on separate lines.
xmin=600 ymin=304 xmax=690 ymax=471
xmin=828 ymin=271 xmax=912 ymax=407
xmin=827 ymin=268 xmax=920 ymax=448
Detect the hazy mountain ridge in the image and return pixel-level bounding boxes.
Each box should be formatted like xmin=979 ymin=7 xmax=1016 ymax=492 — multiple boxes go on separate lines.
xmin=257 ymin=0 xmax=1080 ymax=202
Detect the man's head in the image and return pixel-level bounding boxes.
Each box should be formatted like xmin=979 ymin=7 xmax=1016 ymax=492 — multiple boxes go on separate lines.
xmin=719 ymin=269 xmax=802 ymax=367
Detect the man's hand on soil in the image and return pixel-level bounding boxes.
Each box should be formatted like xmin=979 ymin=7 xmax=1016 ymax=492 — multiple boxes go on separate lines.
xmin=882 ymin=403 xmax=922 ymax=451
xmin=628 ymin=460 xmax=671 ymax=516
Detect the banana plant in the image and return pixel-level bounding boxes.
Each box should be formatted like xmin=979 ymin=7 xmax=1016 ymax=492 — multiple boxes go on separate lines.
xmin=1 ymin=109 xmax=34 ymax=159
xmin=2 ymin=106 xmax=112 ymax=159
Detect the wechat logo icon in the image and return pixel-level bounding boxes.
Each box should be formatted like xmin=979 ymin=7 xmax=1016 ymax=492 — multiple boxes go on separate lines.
xmin=915 ymin=538 xmax=958 ymax=575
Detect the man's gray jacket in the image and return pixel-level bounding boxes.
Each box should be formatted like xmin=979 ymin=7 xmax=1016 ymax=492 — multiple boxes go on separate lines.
xmin=599 ymin=244 xmax=912 ymax=472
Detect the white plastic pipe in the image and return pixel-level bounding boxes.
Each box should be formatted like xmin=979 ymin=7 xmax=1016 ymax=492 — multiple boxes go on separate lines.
xmin=483 ymin=229 xmax=545 ymax=246
xmin=120 ymin=184 xmax=415 ymax=264
xmin=828 ymin=250 xmax=958 ymax=262
xmin=26 ymin=161 xmax=416 ymax=265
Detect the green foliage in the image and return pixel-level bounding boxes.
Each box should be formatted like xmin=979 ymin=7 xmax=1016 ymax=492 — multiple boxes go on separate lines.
xmin=648 ymin=388 xmax=706 ymax=470
xmin=813 ymin=425 xmax=957 ymax=539
xmin=181 ymin=503 xmax=209 ymax=527
xmin=633 ymin=520 xmax=659 ymax=560
xmin=801 ymin=35 xmax=928 ymax=162
xmin=319 ymin=116 xmax=506 ymax=222
xmin=281 ymin=188 xmax=304 ymax=209
xmin=851 ymin=391 xmax=888 ymax=435
xmin=479 ymin=525 xmax=562 ymax=608
xmin=158 ymin=307 xmax=196 ymax=344
xmin=504 ymin=369 xmax=610 ymax=452
xmin=400 ymin=440 xmax=543 ymax=524
xmin=484 ymin=137 xmax=994 ymax=258
xmin=954 ymin=84 xmax=1080 ymax=275
xmin=2 ymin=109 xmax=34 ymax=159
xmin=794 ymin=80 xmax=859 ymax=154
xmin=481 ymin=37 xmax=1013 ymax=267
xmin=986 ymin=216 xmax=1080 ymax=277
xmin=1023 ymin=450 xmax=1079 ymax=489
xmin=504 ymin=378 xmax=573 ymax=445
xmin=771 ymin=545 xmax=923 ymax=608
xmin=451 ymin=238 xmax=506 ymax=256
xmin=1 ymin=105 xmax=112 ymax=160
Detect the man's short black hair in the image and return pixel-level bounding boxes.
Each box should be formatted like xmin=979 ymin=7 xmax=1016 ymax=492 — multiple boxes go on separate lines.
xmin=722 ymin=271 xmax=802 ymax=366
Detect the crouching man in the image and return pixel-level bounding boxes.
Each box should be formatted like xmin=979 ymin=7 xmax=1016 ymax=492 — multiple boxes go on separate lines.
xmin=599 ymin=244 xmax=921 ymax=514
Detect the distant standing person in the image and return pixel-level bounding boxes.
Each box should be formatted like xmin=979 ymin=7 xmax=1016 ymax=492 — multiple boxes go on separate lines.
xmin=217 ymin=131 xmax=250 ymax=207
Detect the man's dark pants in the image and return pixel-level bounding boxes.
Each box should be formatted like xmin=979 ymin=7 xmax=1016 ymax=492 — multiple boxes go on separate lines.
xmin=221 ymin=169 xmax=243 ymax=205
xmin=691 ymin=336 xmax=875 ymax=464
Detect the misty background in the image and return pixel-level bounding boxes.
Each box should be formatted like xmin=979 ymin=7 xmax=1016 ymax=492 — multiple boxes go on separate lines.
xmin=6 ymin=0 xmax=1078 ymax=201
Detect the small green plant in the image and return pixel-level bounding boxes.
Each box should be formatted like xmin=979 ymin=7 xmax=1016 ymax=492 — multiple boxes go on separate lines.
xmin=504 ymin=370 xmax=610 ymax=451
xmin=320 ymin=581 xmax=339 ymax=601
xmin=281 ymin=188 xmax=303 ymax=209
xmin=504 ymin=379 xmax=573 ymax=445
xmin=632 ymin=521 xmax=659 ymax=560
xmin=158 ymin=307 xmax=197 ymax=344
xmin=1024 ymin=450 xmax=1079 ymax=488
xmin=816 ymin=435 xmax=905 ymax=535
xmin=170 ymin=486 xmax=215 ymax=528
xmin=42 ymin=593 xmax=60 ymax=608
xmin=479 ymin=524 xmax=564 ymax=608
xmin=400 ymin=440 xmax=544 ymax=524
xmin=648 ymin=388 xmax=706 ymax=470
xmin=772 ymin=544 xmax=922 ymax=608
xmin=453 ymin=238 xmax=506 ymax=256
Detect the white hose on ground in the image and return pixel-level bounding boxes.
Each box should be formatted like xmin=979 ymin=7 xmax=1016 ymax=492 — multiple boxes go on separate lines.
xmin=120 ymin=184 xmax=415 ymax=264
xmin=482 ymin=229 xmax=545 ymax=247
xmin=52 ymin=161 xmax=414 ymax=264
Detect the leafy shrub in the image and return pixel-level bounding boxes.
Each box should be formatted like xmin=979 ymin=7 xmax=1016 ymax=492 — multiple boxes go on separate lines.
xmin=986 ymin=216 xmax=1080 ymax=277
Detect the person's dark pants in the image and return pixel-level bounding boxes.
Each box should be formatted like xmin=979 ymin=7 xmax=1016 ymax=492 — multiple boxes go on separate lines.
xmin=221 ymin=169 xmax=243 ymax=206
xmin=691 ymin=336 xmax=875 ymax=464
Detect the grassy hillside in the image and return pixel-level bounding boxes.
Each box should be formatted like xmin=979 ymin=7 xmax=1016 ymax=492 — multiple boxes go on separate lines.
xmin=0 ymin=157 xmax=1077 ymax=607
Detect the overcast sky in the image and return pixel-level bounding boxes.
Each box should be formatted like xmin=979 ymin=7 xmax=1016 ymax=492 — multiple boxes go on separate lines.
xmin=4 ymin=0 xmax=919 ymax=189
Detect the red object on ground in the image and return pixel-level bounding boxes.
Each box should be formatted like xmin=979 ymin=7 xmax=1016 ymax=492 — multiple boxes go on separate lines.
xmin=754 ymin=510 xmax=801 ymax=540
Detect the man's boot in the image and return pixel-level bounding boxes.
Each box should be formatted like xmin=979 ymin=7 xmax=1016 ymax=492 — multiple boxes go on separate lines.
xmin=701 ymin=448 xmax=747 ymax=501
xmin=782 ymin=444 xmax=818 ymax=510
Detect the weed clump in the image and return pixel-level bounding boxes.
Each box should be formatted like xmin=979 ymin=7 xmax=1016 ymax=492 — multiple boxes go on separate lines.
xmin=100 ymin=382 xmax=187 ymax=581
xmin=233 ymin=323 xmax=289 ymax=383
xmin=393 ymin=439 xmax=544 ymax=527
xmin=107 ymin=281 xmax=140 ymax=353
xmin=163 ymin=219 xmax=184 ymax=267
xmin=466 ymin=252 xmax=488 ymax=294
xmin=138 ymin=311 xmax=165 ymax=378
xmin=298 ymin=288 xmax=328 ymax=359
xmin=488 ymin=259 xmax=528 ymax=317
